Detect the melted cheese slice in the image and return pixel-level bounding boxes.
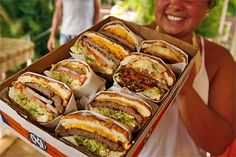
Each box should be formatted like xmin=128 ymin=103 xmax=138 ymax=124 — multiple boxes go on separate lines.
xmin=104 ymin=25 xmax=136 ymax=47
xmin=84 ymin=32 xmax=129 ymax=60
xmin=60 ymin=118 xmax=129 ymax=144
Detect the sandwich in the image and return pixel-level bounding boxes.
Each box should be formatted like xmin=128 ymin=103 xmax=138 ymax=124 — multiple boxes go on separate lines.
xmin=114 ymin=53 xmax=176 ymax=102
xmin=70 ymin=31 xmax=130 ymax=75
xmin=44 ymin=59 xmax=89 ymax=97
xmin=87 ymin=91 xmax=152 ymax=132
xmin=8 ymin=72 xmax=73 ymax=123
xmin=140 ymin=40 xmax=188 ymax=64
xmin=56 ymin=110 xmax=131 ymax=157
xmin=99 ymin=20 xmax=143 ymax=51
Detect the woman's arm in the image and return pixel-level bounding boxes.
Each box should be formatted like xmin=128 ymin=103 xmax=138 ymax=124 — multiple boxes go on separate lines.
xmin=176 ymin=42 xmax=235 ymax=155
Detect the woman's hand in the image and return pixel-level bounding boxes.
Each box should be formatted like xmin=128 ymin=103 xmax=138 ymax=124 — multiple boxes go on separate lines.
xmin=179 ymin=63 xmax=196 ymax=95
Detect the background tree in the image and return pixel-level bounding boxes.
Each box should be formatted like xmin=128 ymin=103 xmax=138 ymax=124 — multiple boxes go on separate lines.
xmin=227 ymin=0 xmax=236 ymax=16
xmin=196 ymin=0 xmax=224 ymax=37
xmin=0 ymin=0 xmax=54 ymax=58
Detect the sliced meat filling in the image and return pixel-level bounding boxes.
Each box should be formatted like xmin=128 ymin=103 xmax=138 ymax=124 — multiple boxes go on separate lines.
xmin=91 ymin=101 xmax=143 ymax=124
xmin=55 ymin=66 xmax=87 ymax=84
xmin=117 ymin=68 xmax=167 ymax=92
xmin=57 ymin=125 xmax=124 ymax=152
xmin=83 ymin=38 xmax=120 ymax=65
xmin=25 ymin=82 xmax=64 ymax=114
xmin=56 ymin=64 xmax=86 ymax=75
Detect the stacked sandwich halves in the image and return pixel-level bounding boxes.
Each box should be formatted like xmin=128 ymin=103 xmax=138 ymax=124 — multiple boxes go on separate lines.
xmin=8 ymin=72 xmax=76 ymax=124
xmin=87 ymin=91 xmax=152 ymax=132
xmin=70 ymin=20 xmax=143 ymax=76
xmin=44 ymin=59 xmax=105 ymax=99
xmin=114 ymin=53 xmax=176 ymax=102
xmin=56 ymin=110 xmax=132 ymax=157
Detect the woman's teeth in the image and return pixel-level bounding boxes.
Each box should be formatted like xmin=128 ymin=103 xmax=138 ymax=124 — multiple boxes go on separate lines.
xmin=167 ymin=15 xmax=183 ymax=21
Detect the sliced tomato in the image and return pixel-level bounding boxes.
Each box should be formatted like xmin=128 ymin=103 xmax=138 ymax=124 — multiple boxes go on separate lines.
xmin=87 ymin=47 xmax=107 ymax=66
xmin=78 ymin=75 xmax=87 ymax=84
xmin=56 ymin=68 xmax=87 ymax=84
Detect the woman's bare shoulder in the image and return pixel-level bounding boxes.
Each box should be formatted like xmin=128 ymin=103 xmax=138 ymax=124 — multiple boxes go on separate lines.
xmin=204 ymin=38 xmax=235 ymax=81
xmin=204 ymin=39 xmax=233 ymax=60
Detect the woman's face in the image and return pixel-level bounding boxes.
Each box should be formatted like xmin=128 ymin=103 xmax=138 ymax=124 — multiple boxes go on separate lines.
xmin=155 ymin=0 xmax=209 ymax=39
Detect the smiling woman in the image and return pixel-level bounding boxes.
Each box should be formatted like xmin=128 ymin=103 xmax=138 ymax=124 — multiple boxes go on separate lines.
xmin=155 ymin=0 xmax=210 ymax=42
xmin=139 ymin=0 xmax=235 ymax=157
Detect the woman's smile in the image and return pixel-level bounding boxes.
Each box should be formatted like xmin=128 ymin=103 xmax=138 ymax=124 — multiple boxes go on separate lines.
xmin=165 ymin=14 xmax=186 ymax=22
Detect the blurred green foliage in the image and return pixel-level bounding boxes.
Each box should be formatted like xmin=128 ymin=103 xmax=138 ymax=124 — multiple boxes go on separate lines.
xmin=102 ymin=0 xmax=117 ymax=5
xmin=227 ymin=0 xmax=236 ymax=16
xmin=122 ymin=0 xmax=155 ymax=24
xmin=195 ymin=0 xmax=224 ymax=37
xmin=0 ymin=0 xmax=54 ymax=57
xmin=0 ymin=0 xmax=117 ymax=58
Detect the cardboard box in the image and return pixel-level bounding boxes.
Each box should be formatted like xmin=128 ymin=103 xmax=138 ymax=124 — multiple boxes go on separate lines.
xmin=0 ymin=16 xmax=197 ymax=157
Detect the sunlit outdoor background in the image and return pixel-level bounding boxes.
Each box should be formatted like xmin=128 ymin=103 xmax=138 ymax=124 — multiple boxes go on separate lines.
xmin=0 ymin=0 xmax=235 ymax=156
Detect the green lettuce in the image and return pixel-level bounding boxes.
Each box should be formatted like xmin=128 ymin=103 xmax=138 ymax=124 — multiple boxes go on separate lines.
xmin=96 ymin=107 xmax=138 ymax=127
xmin=12 ymin=89 xmax=56 ymax=121
xmin=74 ymin=135 xmax=110 ymax=157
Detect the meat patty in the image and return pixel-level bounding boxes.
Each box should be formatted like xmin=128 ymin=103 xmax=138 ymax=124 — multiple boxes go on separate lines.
xmin=99 ymin=30 xmax=135 ymax=51
xmin=83 ymin=38 xmax=120 ymax=65
xmin=25 ymin=82 xmax=64 ymax=114
xmin=57 ymin=125 xmax=124 ymax=152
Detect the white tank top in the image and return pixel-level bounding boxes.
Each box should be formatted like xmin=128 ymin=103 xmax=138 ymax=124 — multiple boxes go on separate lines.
xmin=61 ymin=0 xmax=94 ymax=35
xmin=139 ymin=37 xmax=209 ymax=157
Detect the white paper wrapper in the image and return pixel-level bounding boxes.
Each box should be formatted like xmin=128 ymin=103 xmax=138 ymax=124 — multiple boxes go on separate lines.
xmin=98 ymin=20 xmax=143 ymax=51
xmin=113 ymin=53 xmax=175 ymax=103
xmin=167 ymin=62 xmax=187 ymax=75
xmin=69 ymin=38 xmax=84 ymax=59
xmin=62 ymin=136 xmax=78 ymax=146
xmin=44 ymin=59 xmax=106 ymax=99
xmin=139 ymin=40 xmax=189 ymax=74
xmin=69 ymin=52 xmax=86 ymax=61
xmin=71 ymin=60 xmax=106 ymax=98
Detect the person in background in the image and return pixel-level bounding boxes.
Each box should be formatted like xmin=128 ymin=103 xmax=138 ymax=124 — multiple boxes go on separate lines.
xmin=140 ymin=0 xmax=235 ymax=156
xmin=47 ymin=0 xmax=101 ymax=51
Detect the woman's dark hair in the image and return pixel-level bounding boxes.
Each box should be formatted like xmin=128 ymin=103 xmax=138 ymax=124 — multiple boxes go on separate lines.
xmin=209 ymin=0 xmax=218 ymax=10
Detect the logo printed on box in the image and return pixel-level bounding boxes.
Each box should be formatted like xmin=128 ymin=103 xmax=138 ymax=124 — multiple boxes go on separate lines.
xmin=28 ymin=132 xmax=47 ymax=150
xmin=0 ymin=112 xmax=10 ymax=126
